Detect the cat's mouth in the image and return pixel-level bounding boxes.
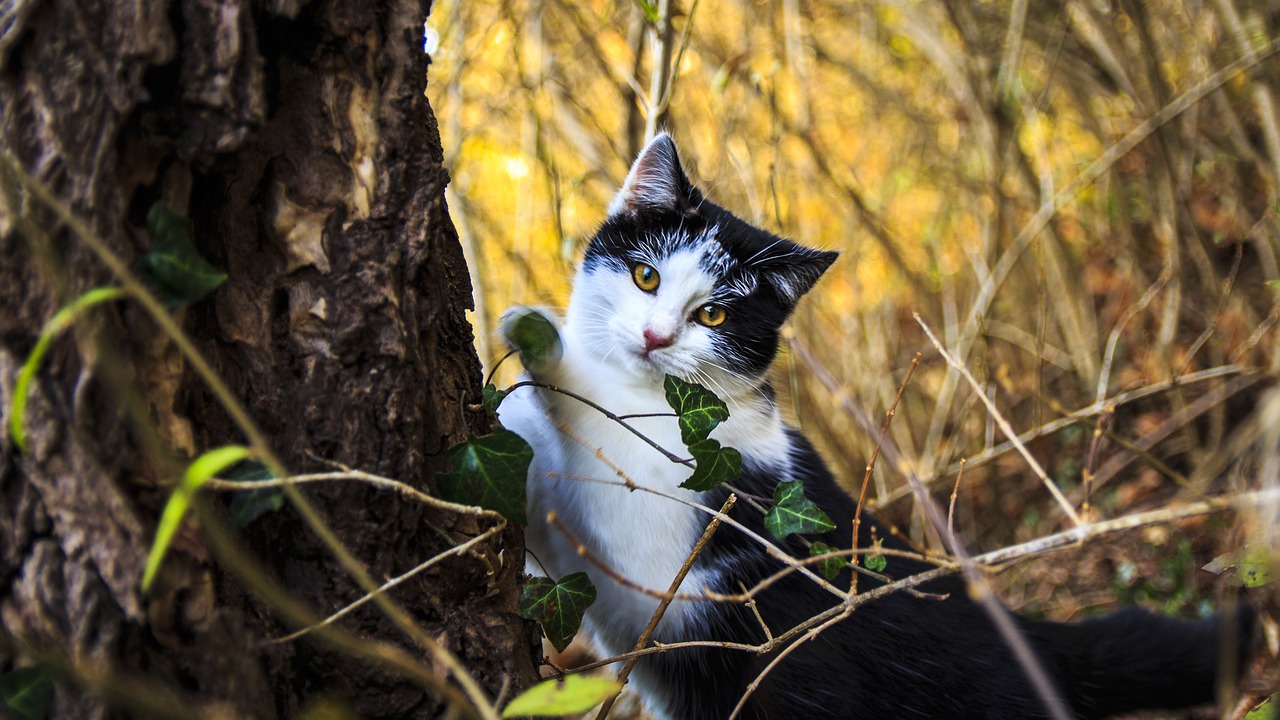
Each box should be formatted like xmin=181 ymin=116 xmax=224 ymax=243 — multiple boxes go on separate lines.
xmin=627 ymin=343 xmax=675 ymax=377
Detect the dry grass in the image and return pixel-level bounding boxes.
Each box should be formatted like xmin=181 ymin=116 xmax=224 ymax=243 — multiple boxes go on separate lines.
xmin=429 ymin=0 xmax=1280 ymax=715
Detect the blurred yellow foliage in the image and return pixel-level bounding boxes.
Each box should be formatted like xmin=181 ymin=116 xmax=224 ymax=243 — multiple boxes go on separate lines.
xmin=428 ymin=0 xmax=1280 ymax=574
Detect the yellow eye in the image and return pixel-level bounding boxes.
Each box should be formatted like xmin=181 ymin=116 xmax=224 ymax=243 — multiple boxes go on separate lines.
xmin=633 ymin=263 xmax=660 ymax=292
xmin=695 ymin=304 xmax=727 ymax=327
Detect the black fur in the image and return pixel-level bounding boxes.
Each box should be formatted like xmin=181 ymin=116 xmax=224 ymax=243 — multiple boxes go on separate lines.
xmin=630 ymin=429 xmax=1254 ymax=719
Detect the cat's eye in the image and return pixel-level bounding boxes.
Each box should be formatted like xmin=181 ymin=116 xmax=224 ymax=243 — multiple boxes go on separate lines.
xmin=695 ymin=304 xmax=727 ymax=327
xmin=633 ymin=263 xmax=661 ymax=292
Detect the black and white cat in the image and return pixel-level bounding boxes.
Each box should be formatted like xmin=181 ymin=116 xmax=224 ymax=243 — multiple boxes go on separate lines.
xmin=498 ymin=134 xmax=1252 ymax=719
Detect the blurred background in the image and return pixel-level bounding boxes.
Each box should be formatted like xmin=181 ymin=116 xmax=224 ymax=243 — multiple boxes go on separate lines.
xmin=425 ymin=0 xmax=1279 ymax=692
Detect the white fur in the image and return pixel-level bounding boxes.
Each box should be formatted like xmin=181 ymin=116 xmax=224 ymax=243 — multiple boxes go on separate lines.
xmin=498 ymin=243 xmax=793 ymax=711
xmin=607 ymin=132 xmax=683 ymax=217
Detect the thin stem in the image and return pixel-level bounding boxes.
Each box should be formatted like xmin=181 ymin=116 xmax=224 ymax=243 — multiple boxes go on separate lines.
xmin=851 ymin=352 xmax=920 ymax=596
xmin=643 ymin=0 xmax=674 ymax=141
xmin=594 ymin=494 xmax=735 ymax=720
xmin=509 ymin=380 xmax=692 ymax=466
xmin=916 ymin=313 xmax=1083 ymax=527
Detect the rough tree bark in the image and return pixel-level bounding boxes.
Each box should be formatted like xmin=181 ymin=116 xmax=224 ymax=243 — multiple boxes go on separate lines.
xmin=0 ymin=0 xmax=536 ymax=717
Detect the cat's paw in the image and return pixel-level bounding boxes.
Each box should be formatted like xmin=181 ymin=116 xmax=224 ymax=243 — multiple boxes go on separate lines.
xmin=499 ymin=305 xmax=564 ymax=373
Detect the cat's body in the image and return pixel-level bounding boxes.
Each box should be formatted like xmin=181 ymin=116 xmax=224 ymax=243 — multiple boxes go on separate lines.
xmin=498 ymin=134 xmax=1251 ymax=719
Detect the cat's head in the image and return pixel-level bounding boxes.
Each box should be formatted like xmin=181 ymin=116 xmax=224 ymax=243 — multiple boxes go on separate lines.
xmin=566 ymin=134 xmax=837 ymax=396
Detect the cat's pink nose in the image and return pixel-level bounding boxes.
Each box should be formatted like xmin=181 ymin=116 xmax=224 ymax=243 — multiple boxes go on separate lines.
xmin=643 ymin=329 xmax=672 ymax=353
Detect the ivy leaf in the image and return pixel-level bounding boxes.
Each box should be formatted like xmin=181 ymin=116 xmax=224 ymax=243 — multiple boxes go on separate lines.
xmin=865 ymin=539 xmax=888 ymax=573
xmin=809 ymin=541 xmax=844 ymax=580
xmin=663 ymin=375 xmax=730 ymax=445
xmin=143 ymin=445 xmax=253 ymax=593
xmin=661 ymin=376 xmax=741 ymax=491
xmin=138 ymin=201 xmax=227 ymax=308
xmin=0 ymin=666 xmax=52 ymax=720
xmin=227 ymin=461 xmax=283 ymax=530
xmin=518 ymin=572 xmax=597 ymax=652
xmin=502 ymin=676 xmax=622 ymax=717
xmin=764 ymin=481 xmax=836 ymax=541
xmin=679 ymin=437 xmax=741 ymax=492
xmin=505 ymin=309 xmax=562 ymax=369
xmin=482 ymin=383 xmax=507 ymax=415
xmin=436 ymin=430 xmax=531 ymax=524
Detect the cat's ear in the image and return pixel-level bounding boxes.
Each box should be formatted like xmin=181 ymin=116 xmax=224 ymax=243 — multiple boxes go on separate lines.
xmin=756 ymin=243 xmax=839 ymax=306
xmin=607 ymin=133 xmax=701 ymax=217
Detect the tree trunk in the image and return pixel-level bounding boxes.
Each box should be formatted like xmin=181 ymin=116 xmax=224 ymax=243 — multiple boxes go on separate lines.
xmin=0 ymin=1 xmax=536 ymax=717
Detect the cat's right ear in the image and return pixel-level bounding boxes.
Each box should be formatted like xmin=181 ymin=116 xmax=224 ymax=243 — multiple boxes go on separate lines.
xmin=607 ymin=133 xmax=701 ymax=217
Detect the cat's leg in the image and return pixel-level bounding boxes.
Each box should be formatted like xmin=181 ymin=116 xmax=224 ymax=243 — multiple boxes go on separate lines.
xmin=499 ymin=305 xmax=568 ymax=379
xmin=495 ymin=306 xmax=574 ymax=580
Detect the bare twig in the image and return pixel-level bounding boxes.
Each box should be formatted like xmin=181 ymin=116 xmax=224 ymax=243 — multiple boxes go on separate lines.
xmin=727 ymin=606 xmax=849 ymax=720
xmin=1081 ymin=409 xmax=1112 ymax=513
xmin=594 ymin=493 xmax=735 ymax=720
xmin=880 ymin=365 xmax=1258 ymax=506
xmin=947 ymin=459 xmax=966 ymax=540
xmin=1214 ymin=0 xmax=1280 ymax=191
xmin=995 ymin=0 xmax=1030 ymax=96
xmin=269 ymin=522 xmax=507 ymax=645
xmin=191 ymin=501 xmax=488 ymax=719
xmin=1096 ymin=266 xmax=1171 ymax=405
xmin=207 ymin=470 xmax=498 ymax=517
xmin=1085 ymin=374 xmax=1264 ymax=497
xmin=851 ymin=352 xmax=920 ymax=596
xmin=643 ymin=0 xmax=675 ymax=141
xmin=510 ymin=380 xmax=693 ymax=466
xmin=916 ymin=313 xmax=1084 ymax=527
xmin=566 ymin=482 xmax=1280 ymax=704
xmin=546 ymin=472 xmax=846 ymax=602
xmin=922 ymin=37 xmax=1280 ymax=472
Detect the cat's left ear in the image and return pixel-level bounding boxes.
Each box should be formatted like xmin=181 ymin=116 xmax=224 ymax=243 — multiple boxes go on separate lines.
xmin=607 ymin=132 xmax=702 ymax=217
xmin=757 ymin=243 xmax=839 ymax=306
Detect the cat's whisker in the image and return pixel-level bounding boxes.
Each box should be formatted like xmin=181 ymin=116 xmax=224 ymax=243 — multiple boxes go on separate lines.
xmin=693 ymin=356 xmax=767 ymax=408
xmin=743 ymin=237 xmax=787 ymax=265
xmin=689 ymin=367 xmax=743 ymax=413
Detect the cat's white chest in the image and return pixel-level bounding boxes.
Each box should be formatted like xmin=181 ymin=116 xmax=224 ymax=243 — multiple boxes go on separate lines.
xmin=501 ymin=356 xmax=716 ymax=652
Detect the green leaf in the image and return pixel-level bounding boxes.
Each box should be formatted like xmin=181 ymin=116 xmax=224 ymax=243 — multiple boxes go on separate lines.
xmin=1203 ymin=547 xmax=1275 ymax=589
xmin=227 ymin=461 xmax=283 ymax=530
xmin=0 ymin=666 xmax=53 ymax=720
xmin=505 ymin=309 xmax=562 ymax=369
xmin=518 ymin=572 xmax=597 ymax=652
xmin=809 ymin=541 xmax=844 ymax=580
xmin=502 ymin=676 xmax=622 ymax=717
xmin=679 ymin=437 xmax=741 ymax=492
xmin=661 ymin=376 xmax=740 ymax=491
xmin=663 ymin=375 xmax=730 ymax=445
xmin=634 ymin=0 xmax=660 ymax=23
xmin=1237 ymin=548 xmax=1275 ymax=588
xmin=436 ymin=430 xmax=532 ymax=524
xmin=764 ymin=481 xmax=836 ymax=541
xmin=1245 ymin=693 xmax=1278 ymax=720
xmin=482 ymin=384 xmax=508 ymax=415
xmin=138 ymin=201 xmax=227 ymax=308
xmin=865 ymin=539 xmax=888 ymax=573
xmin=143 ymin=445 xmax=253 ymax=593
xmin=10 ymin=287 xmax=125 ymax=453
xmin=1267 ymin=279 xmax=1280 ymax=292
